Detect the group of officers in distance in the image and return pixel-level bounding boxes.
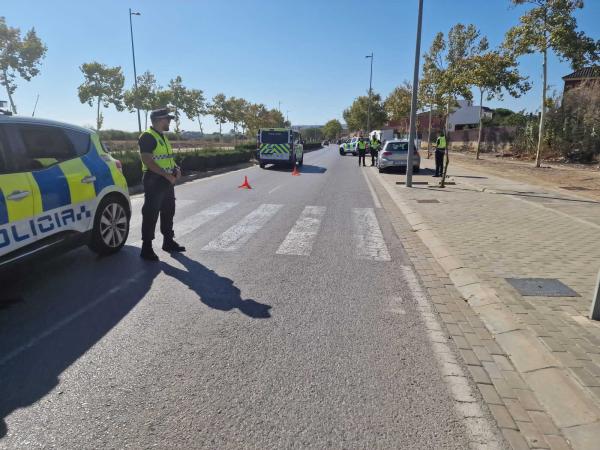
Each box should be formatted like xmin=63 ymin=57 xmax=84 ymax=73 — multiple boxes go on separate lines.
xmin=350 ymin=131 xmax=448 ymax=177
xmin=354 ymin=133 xmax=381 ymax=168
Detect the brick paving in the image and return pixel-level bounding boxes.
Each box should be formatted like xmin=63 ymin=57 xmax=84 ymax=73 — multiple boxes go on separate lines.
xmin=380 ymin=156 xmax=600 ymax=409
xmin=369 ymin=170 xmax=572 ymax=449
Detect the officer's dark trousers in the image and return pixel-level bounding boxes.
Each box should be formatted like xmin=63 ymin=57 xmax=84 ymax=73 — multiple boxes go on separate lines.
xmin=435 ymin=149 xmax=445 ymax=176
xmin=358 ymin=151 xmax=366 ymax=166
xmin=370 ymin=150 xmax=378 ymax=166
xmin=141 ymin=172 xmax=175 ymax=243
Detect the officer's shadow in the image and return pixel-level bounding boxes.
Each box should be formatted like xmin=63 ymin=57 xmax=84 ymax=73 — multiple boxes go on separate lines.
xmin=161 ymin=253 xmax=271 ymax=319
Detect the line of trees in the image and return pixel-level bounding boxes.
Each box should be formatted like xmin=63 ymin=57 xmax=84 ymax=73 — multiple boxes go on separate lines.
xmin=77 ymin=63 xmax=289 ymax=139
xmin=342 ymin=0 xmax=599 ymax=165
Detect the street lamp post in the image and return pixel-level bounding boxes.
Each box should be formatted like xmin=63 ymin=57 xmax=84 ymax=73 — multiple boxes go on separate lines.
xmin=405 ymin=0 xmax=424 ymax=188
xmin=365 ymin=53 xmax=373 ymax=135
xmin=129 ymin=8 xmax=142 ymax=134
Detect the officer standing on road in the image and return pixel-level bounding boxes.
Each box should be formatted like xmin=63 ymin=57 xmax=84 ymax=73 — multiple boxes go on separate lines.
xmin=139 ymin=108 xmax=186 ymax=261
xmin=357 ymin=135 xmax=367 ymax=167
xmin=370 ymin=135 xmax=380 ymax=167
xmin=434 ymin=132 xmax=447 ymax=177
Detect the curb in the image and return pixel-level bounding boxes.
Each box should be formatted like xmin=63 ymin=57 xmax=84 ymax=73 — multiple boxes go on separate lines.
xmin=372 ymin=172 xmax=600 ymax=450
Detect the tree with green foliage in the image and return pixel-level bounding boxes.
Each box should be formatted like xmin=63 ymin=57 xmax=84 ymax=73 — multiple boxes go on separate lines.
xmin=503 ymin=0 xmax=600 ymax=167
xmin=78 ymin=62 xmax=125 ymax=131
xmin=384 ymin=81 xmax=413 ymax=125
xmin=424 ymin=24 xmax=484 ymax=131
xmin=208 ymin=93 xmax=229 ymax=140
xmin=322 ymin=119 xmax=343 ymax=140
xmin=469 ymin=49 xmax=530 ymax=159
xmin=123 ymin=70 xmax=159 ymax=129
xmin=343 ymin=93 xmax=386 ymax=132
xmin=168 ymin=76 xmax=191 ymax=137
xmin=182 ymin=88 xmax=206 ymax=135
xmin=225 ymin=97 xmax=248 ymax=142
xmin=0 ymin=16 xmax=46 ymax=114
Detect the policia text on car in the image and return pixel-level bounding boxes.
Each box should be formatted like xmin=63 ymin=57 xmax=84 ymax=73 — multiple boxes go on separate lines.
xmin=138 ymin=108 xmax=186 ymax=261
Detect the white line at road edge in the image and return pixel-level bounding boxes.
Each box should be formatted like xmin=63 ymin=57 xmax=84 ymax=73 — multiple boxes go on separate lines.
xmin=268 ymin=185 xmax=282 ymax=195
xmin=0 ymin=272 xmax=144 ymax=367
xmin=362 ymin=169 xmax=382 ymax=208
xmin=202 ymin=204 xmax=283 ymax=252
xmin=399 ymin=266 xmax=502 ymax=449
xmin=351 ymin=208 xmax=391 ymax=261
xmin=276 ymin=206 xmax=326 ymax=256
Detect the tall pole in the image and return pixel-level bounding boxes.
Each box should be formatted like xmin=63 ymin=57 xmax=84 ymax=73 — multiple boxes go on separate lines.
xmin=365 ymin=53 xmax=373 ymax=135
xmin=31 ymin=94 xmax=40 ymax=117
xmin=129 ymin=8 xmax=142 ymax=134
xmin=406 ymin=0 xmax=424 ymax=188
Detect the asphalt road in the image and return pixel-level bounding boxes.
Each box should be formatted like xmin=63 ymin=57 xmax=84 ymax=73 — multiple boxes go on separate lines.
xmin=0 ymin=146 xmax=496 ymax=449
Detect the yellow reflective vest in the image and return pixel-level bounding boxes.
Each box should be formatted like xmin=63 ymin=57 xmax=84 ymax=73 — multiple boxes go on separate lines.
xmin=140 ymin=128 xmax=176 ymax=173
xmin=436 ymin=136 xmax=447 ymax=149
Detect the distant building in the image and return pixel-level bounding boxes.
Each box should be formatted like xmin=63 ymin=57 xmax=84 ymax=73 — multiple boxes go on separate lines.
xmin=562 ymin=66 xmax=600 ymax=92
xmin=387 ymin=99 xmax=493 ymax=135
xmin=448 ymin=100 xmax=493 ymax=131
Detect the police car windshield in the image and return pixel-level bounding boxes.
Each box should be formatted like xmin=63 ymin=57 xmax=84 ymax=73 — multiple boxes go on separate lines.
xmin=387 ymin=142 xmax=409 ymax=152
xmin=261 ymin=131 xmax=289 ymax=144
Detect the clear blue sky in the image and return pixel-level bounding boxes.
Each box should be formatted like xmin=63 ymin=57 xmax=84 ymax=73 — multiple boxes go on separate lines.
xmin=3 ymin=0 xmax=599 ymax=133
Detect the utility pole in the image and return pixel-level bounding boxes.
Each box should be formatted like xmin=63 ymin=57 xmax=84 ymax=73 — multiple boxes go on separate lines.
xmin=31 ymin=94 xmax=40 ymax=117
xmin=365 ymin=53 xmax=373 ymax=135
xmin=406 ymin=0 xmax=424 ymax=188
xmin=129 ymin=8 xmax=142 ymax=134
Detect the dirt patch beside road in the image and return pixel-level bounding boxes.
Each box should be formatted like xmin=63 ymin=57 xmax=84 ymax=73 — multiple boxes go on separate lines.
xmin=448 ymin=152 xmax=600 ymax=201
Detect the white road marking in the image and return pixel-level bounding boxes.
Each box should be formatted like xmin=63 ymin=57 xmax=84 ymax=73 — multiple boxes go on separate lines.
xmin=0 ymin=271 xmax=145 ymax=367
xmin=128 ymin=202 xmax=238 ymax=247
xmin=174 ymin=202 xmax=238 ymax=238
xmin=276 ymin=206 xmax=326 ymax=256
xmin=400 ymin=266 xmax=502 ymax=449
xmin=268 ymin=185 xmax=282 ymax=195
xmin=362 ymin=169 xmax=382 ymax=208
xmin=351 ymin=208 xmax=391 ymax=261
xmin=202 ymin=204 xmax=283 ymax=252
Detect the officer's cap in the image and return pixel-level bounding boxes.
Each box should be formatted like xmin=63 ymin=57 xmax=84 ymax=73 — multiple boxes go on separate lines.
xmin=150 ymin=108 xmax=175 ymax=120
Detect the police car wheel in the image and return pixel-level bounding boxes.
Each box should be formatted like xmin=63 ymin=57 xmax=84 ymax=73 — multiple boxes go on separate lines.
xmin=259 ymin=161 xmax=265 ymax=168
xmin=89 ymin=196 xmax=130 ymax=255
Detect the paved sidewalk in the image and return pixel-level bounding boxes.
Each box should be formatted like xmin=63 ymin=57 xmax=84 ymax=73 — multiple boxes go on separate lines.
xmin=371 ymin=155 xmax=600 ymax=449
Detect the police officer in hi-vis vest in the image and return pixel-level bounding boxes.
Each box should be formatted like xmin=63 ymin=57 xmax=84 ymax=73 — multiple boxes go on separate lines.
xmin=370 ymin=136 xmax=381 ymax=166
xmin=434 ymin=132 xmax=447 ymax=178
xmin=138 ymin=108 xmax=186 ymax=261
xmin=357 ymin=135 xmax=367 ymax=167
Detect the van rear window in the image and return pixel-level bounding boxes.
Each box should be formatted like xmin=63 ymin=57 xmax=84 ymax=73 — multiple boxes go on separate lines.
xmin=261 ymin=130 xmax=289 ymax=144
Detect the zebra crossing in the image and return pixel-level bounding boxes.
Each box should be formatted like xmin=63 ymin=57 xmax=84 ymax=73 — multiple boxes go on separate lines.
xmin=128 ymin=201 xmax=392 ymax=261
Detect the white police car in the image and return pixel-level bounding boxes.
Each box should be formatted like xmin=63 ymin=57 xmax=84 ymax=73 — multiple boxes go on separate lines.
xmin=0 ymin=115 xmax=131 ymax=271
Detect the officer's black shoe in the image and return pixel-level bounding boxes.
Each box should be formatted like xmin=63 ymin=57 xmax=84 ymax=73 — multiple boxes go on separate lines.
xmin=140 ymin=244 xmax=159 ymax=261
xmin=162 ymin=239 xmax=186 ymax=252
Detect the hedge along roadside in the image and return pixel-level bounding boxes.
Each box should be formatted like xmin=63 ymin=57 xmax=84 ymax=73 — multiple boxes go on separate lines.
xmin=112 ymin=147 xmax=255 ymax=186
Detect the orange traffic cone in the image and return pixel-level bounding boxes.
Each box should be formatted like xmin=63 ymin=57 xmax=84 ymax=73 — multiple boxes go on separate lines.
xmin=238 ymin=176 xmax=252 ymax=189
xmin=291 ymin=166 xmax=300 ymax=176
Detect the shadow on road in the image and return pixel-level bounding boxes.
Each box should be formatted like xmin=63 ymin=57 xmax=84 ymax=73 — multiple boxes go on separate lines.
xmin=162 ymin=253 xmax=271 ymax=319
xmin=0 ymin=246 xmax=269 ymax=439
xmin=263 ymin=164 xmax=327 ymax=174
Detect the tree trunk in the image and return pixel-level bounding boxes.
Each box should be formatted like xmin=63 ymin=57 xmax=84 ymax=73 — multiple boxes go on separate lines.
xmin=145 ymin=110 xmax=148 ymax=129
xmin=535 ymin=44 xmax=547 ymax=168
xmin=427 ymin=105 xmax=432 ymax=159
xmin=440 ymin=101 xmax=451 ymax=188
xmin=219 ymin=123 xmax=222 ymax=142
xmin=96 ymin=96 xmax=101 ymax=131
xmin=2 ymin=71 xmax=17 ymax=114
xmin=476 ymin=89 xmax=484 ymax=160
xmin=197 ymin=116 xmax=203 ymax=135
